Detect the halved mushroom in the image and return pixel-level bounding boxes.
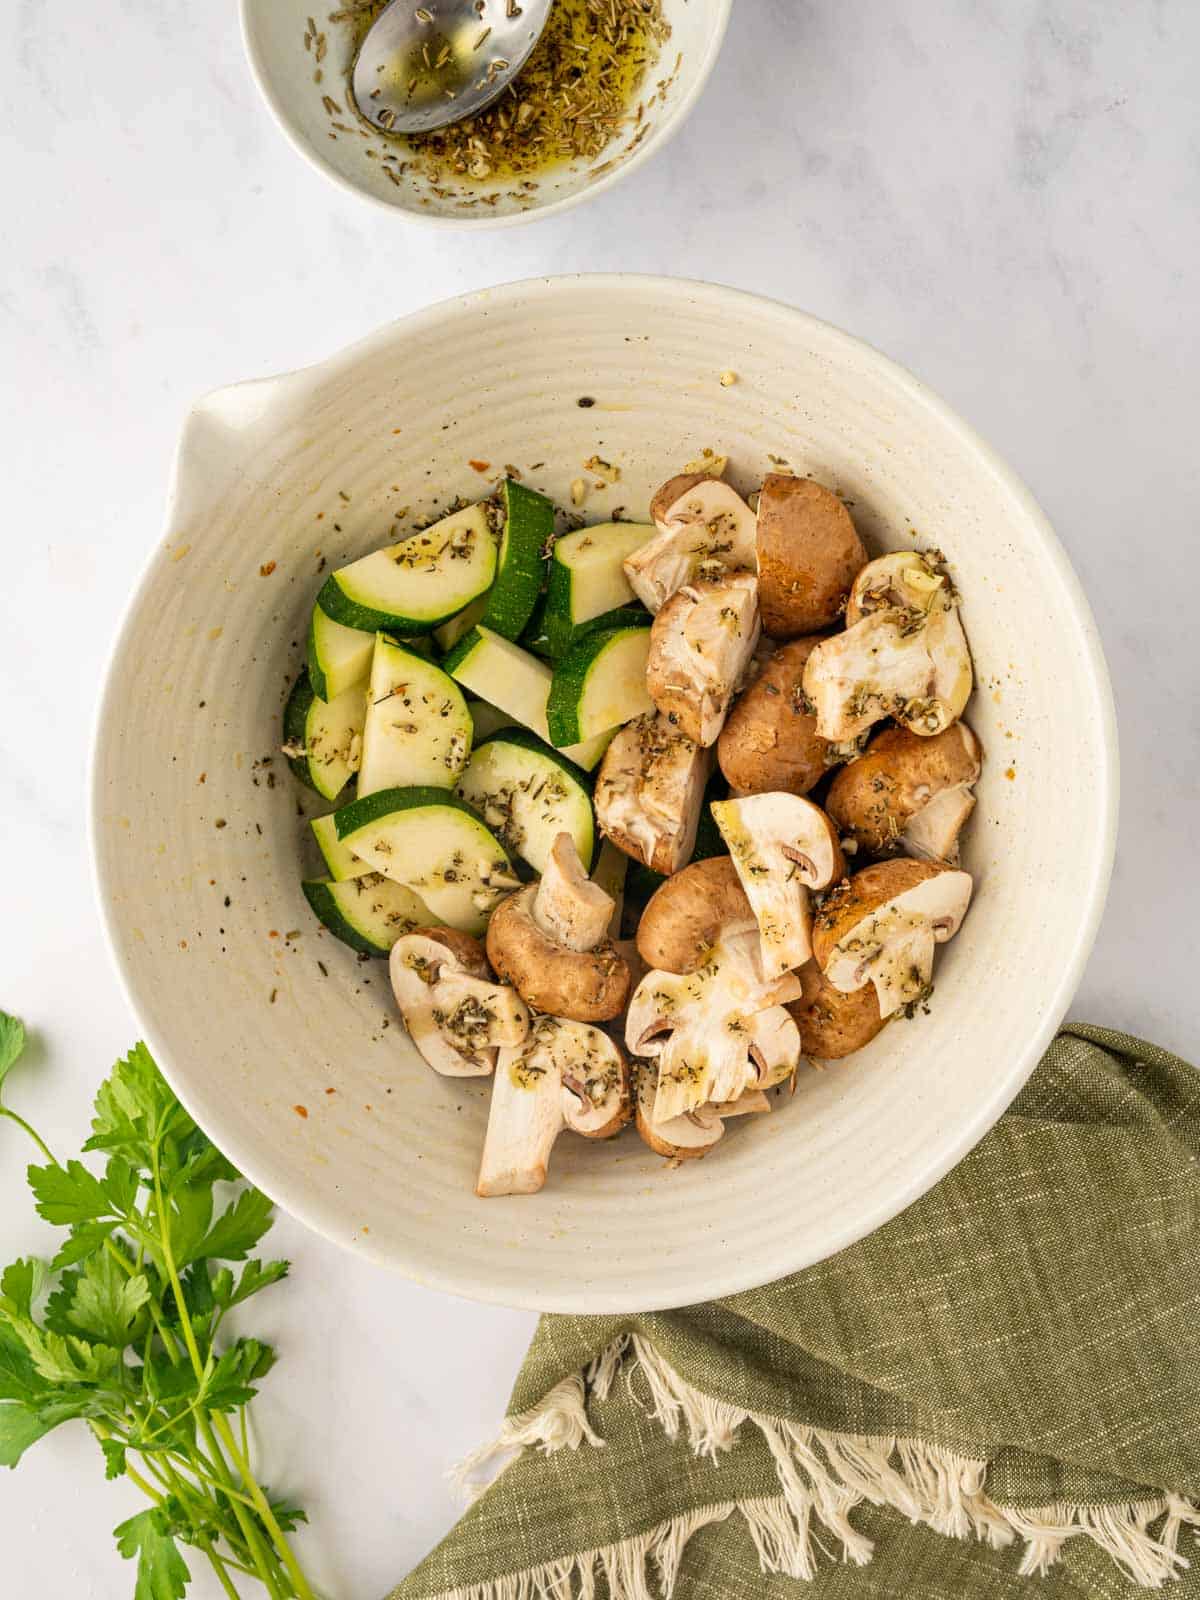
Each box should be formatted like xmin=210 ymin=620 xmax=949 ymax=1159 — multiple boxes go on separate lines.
xmin=624 ymin=475 xmax=758 ymax=612
xmin=486 ymin=836 xmax=632 ymax=1023
xmin=644 ymin=572 xmax=761 ymax=747
xmin=626 ymin=929 xmax=803 ymax=1123
xmin=802 ymin=551 xmax=973 ymax=743
xmin=756 ymin=475 xmax=868 ymax=638
xmin=812 ymin=859 xmax=972 ymax=1019
xmin=635 ymin=856 xmax=755 ymax=974
xmin=711 ymin=793 xmax=846 ymax=977
xmin=594 ymin=711 xmax=714 ymax=874
xmin=476 ymin=1017 xmax=632 ymax=1197
xmin=788 ymin=959 xmax=885 ymax=1059
xmin=636 ymin=1075 xmax=725 ymax=1161
xmin=826 ymin=723 xmax=982 ymax=863
xmin=717 ymin=635 xmax=836 ymax=797
xmin=389 ymin=930 xmax=530 ymax=1077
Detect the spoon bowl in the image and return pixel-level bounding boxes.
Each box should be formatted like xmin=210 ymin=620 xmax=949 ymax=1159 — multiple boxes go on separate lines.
xmin=352 ymin=0 xmax=553 ymax=136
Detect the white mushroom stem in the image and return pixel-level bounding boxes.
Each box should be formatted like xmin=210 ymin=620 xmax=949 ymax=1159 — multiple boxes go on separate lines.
xmin=390 ymin=934 xmax=530 ymax=1078
xmin=533 ymin=833 xmax=614 ymax=952
xmin=646 ymin=573 xmax=761 ymax=746
xmin=476 ymin=1019 xmax=629 ymax=1198
xmin=625 ymin=930 xmax=802 ymax=1124
xmin=714 ymin=1089 xmax=772 ymax=1118
xmin=822 ymin=870 xmax=972 ymax=1018
xmin=712 ymin=793 xmax=844 ymax=978
xmin=624 ymin=480 xmax=758 ymax=612
xmin=902 ymin=783 xmax=977 ymax=863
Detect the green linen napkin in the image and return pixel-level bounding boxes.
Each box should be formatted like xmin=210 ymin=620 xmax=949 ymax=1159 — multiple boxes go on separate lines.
xmin=392 ymin=1026 xmax=1200 ymax=1599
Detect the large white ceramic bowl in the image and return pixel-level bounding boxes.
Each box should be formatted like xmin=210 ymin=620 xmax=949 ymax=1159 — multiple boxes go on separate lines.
xmin=92 ymin=277 xmax=1117 ymax=1313
xmin=240 ymin=0 xmax=730 ymax=226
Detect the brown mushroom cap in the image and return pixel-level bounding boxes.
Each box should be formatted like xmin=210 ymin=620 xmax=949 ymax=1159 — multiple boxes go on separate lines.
xmin=411 ymin=926 xmax=491 ymax=979
xmin=486 ymin=885 xmax=631 ymax=1022
xmin=811 ymin=859 xmax=949 ymax=968
xmin=826 ymin=723 xmax=982 ymax=856
xmin=717 ymin=636 xmax=834 ymax=797
xmin=789 ymin=960 xmax=885 ymax=1059
xmin=635 ymin=856 xmax=755 ymax=974
xmin=756 ymin=476 xmax=867 ymax=639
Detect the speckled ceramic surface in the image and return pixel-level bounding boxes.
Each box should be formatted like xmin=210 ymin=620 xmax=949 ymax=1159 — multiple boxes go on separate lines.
xmin=91 ymin=276 xmax=1117 ymax=1313
xmin=240 ymin=0 xmax=730 ymax=225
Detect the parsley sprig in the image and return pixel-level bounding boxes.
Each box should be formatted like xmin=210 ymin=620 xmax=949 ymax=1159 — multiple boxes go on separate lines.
xmin=0 ymin=1011 xmax=317 ymax=1600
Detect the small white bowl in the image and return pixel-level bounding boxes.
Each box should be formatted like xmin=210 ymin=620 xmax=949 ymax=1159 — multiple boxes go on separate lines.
xmin=240 ymin=0 xmax=731 ymax=226
xmin=91 ymin=276 xmax=1117 ymax=1313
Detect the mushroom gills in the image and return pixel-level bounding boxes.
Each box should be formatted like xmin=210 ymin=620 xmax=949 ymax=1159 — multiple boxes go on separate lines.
xmin=820 ymin=869 xmax=972 ymax=1019
xmin=389 ymin=933 xmax=530 ymax=1077
xmin=626 ymin=930 xmax=802 ymax=1124
xmin=645 ymin=572 xmax=761 ymax=746
xmin=624 ymin=479 xmax=758 ymax=613
xmin=476 ymin=1018 xmax=630 ymax=1197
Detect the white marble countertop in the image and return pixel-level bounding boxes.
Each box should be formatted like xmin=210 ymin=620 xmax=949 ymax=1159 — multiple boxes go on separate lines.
xmin=2 ymin=2 xmax=1197 ymax=1595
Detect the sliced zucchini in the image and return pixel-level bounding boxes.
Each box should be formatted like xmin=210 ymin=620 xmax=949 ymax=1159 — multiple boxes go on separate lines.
xmin=455 ymin=729 xmax=594 ymax=874
xmin=442 ymin=625 xmax=612 ymax=769
xmin=543 ymin=522 xmax=654 ymax=656
xmin=307 ymin=608 xmax=374 ymax=703
xmin=311 ymin=814 xmax=372 ymax=882
xmin=357 ymin=635 xmax=473 ymax=797
xmin=333 ymin=786 xmax=518 ymax=935
xmin=520 ymin=594 xmax=554 ymax=659
xmin=590 ymin=838 xmax=628 ymax=939
xmin=480 ymin=480 xmax=553 ymax=640
xmin=434 ymin=595 xmax=487 ymax=654
xmin=317 ymin=504 xmax=496 ymax=634
xmin=283 ymin=674 xmax=364 ymax=802
xmin=302 ymin=874 xmax=433 ymax=957
xmin=545 ymin=626 xmax=653 ymax=748
xmin=468 ymin=699 xmax=518 ymax=741
xmin=525 ymin=601 xmax=650 ymax=662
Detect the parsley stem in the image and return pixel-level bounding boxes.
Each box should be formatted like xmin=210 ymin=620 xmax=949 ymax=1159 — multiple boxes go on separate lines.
xmin=151 ymin=1145 xmax=290 ymax=1600
xmin=212 ymin=1412 xmax=319 ymax=1600
xmin=0 ymin=1104 xmax=55 ymax=1163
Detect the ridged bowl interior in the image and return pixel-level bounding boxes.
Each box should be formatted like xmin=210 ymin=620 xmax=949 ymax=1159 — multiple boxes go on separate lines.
xmin=240 ymin=0 xmax=730 ymax=225
xmin=92 ymin=277 xmax=1116 ymax=1312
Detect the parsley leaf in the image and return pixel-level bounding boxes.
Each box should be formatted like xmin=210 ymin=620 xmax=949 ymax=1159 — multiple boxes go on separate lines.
xmin=0 ymin=1011 xmax=24 ymax=1089
xmin=0 ymin=1258 xmax=44 ymax=1319
xmin=66 ymin=1254 xmax=151 ymax=1348
xmin=114 ymin=1507 xmax=191 ymax=1600
xmin=0 ymin=1402 xmax=58 ymax=1468
xmin=184 ymin=1188 xmax=276 ymax=1267
xmin=27 ymin=1159 xmax=115 ymax=1228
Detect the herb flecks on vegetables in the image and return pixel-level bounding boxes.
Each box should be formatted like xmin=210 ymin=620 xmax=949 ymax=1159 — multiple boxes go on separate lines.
xmin=0 ymin=1010 xmax=316 ymax=1600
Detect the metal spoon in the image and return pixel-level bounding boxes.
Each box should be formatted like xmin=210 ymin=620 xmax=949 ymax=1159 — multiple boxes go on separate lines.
xmin=352 ymin=0 xmax=554 ymax=136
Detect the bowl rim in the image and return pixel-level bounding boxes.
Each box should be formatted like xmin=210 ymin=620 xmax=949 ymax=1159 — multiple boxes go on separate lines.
xmin=238 ymin=0 xmax=734 ymax=229
xmin=89 ymin=274 xmax=1120 ymax=1311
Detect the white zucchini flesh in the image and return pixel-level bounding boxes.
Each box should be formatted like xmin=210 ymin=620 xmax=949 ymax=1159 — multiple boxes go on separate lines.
xmin=357 ymin=635 xmax=473 ymax=796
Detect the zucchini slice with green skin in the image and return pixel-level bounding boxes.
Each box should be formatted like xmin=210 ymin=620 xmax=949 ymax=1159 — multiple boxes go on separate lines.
xmin=357 ymin=635 xmax=473 ymax=797
xmin=480 ymin=480 xmax=553 ymax=640
xmin=545 ymin=626 xmax=653 ymax=748
xmin=524 ymin=601 xmax=650 ymax=662
xmin=283 ymin=674 xmax=365 ymax=802
xmin=302 ymin=874 xmax=433 ymax=956
xmin=455 ymin=728 xmax=594 ymax=875
xmin=333 ymin=786 xmax=518 ymax=935
xmin=311 ymin=814 xmax=371 ymax=882
xmin=317 ymin=504 xmax=496 ymax=634
xmin=442 ymin=624 xmax=612 ymax=769
xmin=433 ymin=595 xmax=487 ymax=654
xmin=307 ymin=607 xmax=374 ymax=703
xmin=543 ymin=521 xmax=654 ymax=656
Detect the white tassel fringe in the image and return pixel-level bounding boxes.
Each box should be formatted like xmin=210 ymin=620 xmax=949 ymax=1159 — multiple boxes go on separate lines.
xmin=433 ymin=1336 xmax=1199 ymax=1597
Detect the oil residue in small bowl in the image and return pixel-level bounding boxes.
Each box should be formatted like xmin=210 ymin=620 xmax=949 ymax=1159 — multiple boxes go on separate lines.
xmin=343 ymin=0 xmax=670 ymax=187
